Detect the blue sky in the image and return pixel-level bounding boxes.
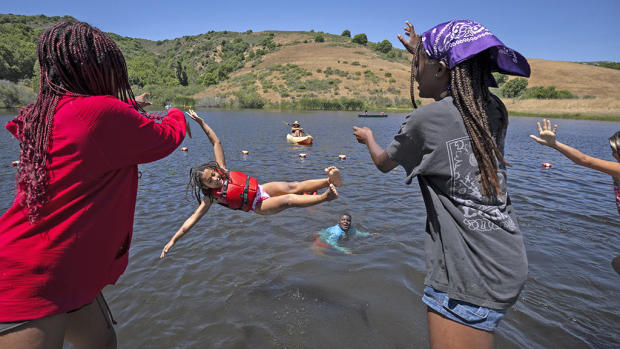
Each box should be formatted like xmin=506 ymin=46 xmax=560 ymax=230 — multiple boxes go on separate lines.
xmin=3 ymin=0 xmax=620 ymax=62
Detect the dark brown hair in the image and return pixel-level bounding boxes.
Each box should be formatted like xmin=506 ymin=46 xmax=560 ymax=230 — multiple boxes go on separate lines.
xmin=609 ymin=131 xmax=620 ymax=155
xmin=187 ymin=162 xmax=229 ymax=203
xmin=12 ymin=21 xmax=143 ymax=223
xmin=410 ymin=45 xmax=509 ymax=201
xmin=450 ymin=52 xmax=510 ymax=200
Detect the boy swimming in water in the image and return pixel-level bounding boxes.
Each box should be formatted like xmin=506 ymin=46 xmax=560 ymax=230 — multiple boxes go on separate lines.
xmin=312 ymin=214 xmax=374 ymax=254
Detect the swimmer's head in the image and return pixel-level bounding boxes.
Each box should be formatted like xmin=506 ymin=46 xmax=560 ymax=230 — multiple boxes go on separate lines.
xmin=609 ymin=131 xmax=620 ymax=161
xmin=338 ymin=213 xmax=352 ymax=231
xmin=187 ymin=162 xmax=228 ymax=203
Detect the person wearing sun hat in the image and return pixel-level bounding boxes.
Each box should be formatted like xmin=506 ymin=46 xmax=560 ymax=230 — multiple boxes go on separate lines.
xmin=290 ymin=120 xmax=304 ymax=137
xmin=354 ymin=20 xmax=529 ymax=348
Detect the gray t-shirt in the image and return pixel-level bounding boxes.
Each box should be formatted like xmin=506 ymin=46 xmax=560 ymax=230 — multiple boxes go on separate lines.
xmin=386 ymin=96 xmax=528 ymax=309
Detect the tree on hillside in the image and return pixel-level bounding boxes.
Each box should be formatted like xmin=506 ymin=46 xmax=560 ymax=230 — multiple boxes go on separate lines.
xmin=315 ymin=34 xmax=325 ymax=43
xmin=492 ymin=72 xmax=508 ymax=86
xmin=352 ymin=33 xmax=368 ymax=46
xmin=500 ymin=77 xmax=528 ymax=98
xmin=375 ymin=40 xmax=392 ymax=53
xmin=175 ymin=61 xmax=188 ymax=86
xmin=341 ymin=30 xmax=351 ymax=37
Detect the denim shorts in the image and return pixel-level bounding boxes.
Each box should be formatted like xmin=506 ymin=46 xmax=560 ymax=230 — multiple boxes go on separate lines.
xmin=422 ymin=285 xmax=506 ymax=332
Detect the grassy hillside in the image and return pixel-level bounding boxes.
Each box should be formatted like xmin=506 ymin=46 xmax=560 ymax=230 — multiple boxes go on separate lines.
xmin=1 ymin=14 xmax=619 ymax=120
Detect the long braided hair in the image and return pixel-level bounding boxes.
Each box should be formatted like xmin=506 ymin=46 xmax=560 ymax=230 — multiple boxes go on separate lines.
xmin=187 ymin=162 xmax=229 ymax=204
xmin=450 ymin=52 xmax=510 ymax=200
xmin=411 ymin=44 xmax=509 ymax=200
xmin=12 ymin=21 xmax=143 ymax=223
xmin=409 ymin=41 xmax=421 ymax=109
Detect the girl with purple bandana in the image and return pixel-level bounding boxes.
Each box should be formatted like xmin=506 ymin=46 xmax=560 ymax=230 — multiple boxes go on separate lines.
xmin=354 ymin=20 xmax=530 ymax=348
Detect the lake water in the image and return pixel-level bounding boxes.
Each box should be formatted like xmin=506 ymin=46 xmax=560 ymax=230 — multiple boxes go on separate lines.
xmin=1 ymin=110 xmax=618 ymax=348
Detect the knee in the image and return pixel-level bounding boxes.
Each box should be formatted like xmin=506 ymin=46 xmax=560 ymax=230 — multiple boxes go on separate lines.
xmin=287 ymin=182 xmax=300 ymax=193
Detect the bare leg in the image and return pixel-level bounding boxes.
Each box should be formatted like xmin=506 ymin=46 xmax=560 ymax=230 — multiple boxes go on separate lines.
xmin=0 ymin=313 xmax=66 ymax=349
xmin=261 ymin=166 xmax=342 ymax=197
xmin=65 ymin=293 xmax=117 ymax=349
xmin=427 ymin=308 xmax=493 ymax=349
xmin=255 ymin=184 xmax=338 ymax=215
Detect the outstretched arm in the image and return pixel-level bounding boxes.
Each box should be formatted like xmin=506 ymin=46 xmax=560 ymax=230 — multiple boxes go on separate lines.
xmin=186 ymin=109 xmax=226 ymax=169
xmin=530 ymin=119 xmax=620 ymax=177
xmin=353 ymin=126 xmax=398 ymax=173
xmin=160 ymin=199 xmax=212 ymax=258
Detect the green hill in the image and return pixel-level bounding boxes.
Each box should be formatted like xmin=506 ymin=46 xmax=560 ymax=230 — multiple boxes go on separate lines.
xmin=1 ymin=14 xmax=619 ymax=120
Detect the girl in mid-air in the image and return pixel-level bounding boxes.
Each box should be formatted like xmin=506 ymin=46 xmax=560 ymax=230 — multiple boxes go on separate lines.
xmin=161 ymin=110 xmax=341 ymax=258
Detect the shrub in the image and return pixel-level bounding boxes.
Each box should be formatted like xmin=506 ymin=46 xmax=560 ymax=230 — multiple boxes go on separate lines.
xmin=384 ymin=72 xmax=392 ymax=77
xmin=352 ymin=33 xmax=368 ymax=45
xmin=314 ymin=34 xmax=325 ymax=43
xmin=0 ymin=80 xmax=35 ymax=108
xmin=500 ymin=77 xmax=528 ymax=98
xmin=492 ymin=72 xmax=508 ymax=86
xmin=351 ymin=61 xmax=360 ymax=66
xmin=523 ymin=86 xmax=576 ymax=99
xmin=341 ymin=30 xmax=351 ymax=37
xmin=375 ymin=40 xmax=393 ymax=53
xmin=235 ymin=88 xmax=265 ymax=108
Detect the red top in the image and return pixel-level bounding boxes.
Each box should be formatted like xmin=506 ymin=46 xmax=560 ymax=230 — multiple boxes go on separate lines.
xmin=0 ymin=95 xmax=186 ymax=321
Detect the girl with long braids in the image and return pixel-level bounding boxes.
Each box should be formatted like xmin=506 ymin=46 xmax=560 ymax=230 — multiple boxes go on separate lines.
xmin=353 ymin=20 xmax=530 ymax=348
xmin=0 ymin=21 xmax=186 ymax=348
xmin=160 ymin=110 xmax=340 ymax=258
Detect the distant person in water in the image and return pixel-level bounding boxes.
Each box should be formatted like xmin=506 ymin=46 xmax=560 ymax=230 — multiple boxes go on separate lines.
xmin=291 ymin=120 xmax=304 ymax=137
xmin=312 ymin=214 xmax=375 ymax=254
xmin=161 ymin=110 xmax=341 ymax=258
xmin=531 ymin=121 xmax=620 ymax=275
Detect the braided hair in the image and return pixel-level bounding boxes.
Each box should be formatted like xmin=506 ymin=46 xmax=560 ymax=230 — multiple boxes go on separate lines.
xmin=450 ymin=52 xmax=510 ymax=200
xmin=13 ymin=21 xmax=144 ymax=223
xmin=411 ymin=44 xmax=509 ymax=200
xmin=187 ymin=162 xmax=229 ymax=204
xmin=609 ymin=131 xmax=620 ymax=156
xmin=409 ymin=41 xmax=422 ymax=109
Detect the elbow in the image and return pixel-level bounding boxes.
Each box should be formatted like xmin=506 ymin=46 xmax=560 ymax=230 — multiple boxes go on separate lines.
xmin=377 ymin=164 xmax=391 ymax=173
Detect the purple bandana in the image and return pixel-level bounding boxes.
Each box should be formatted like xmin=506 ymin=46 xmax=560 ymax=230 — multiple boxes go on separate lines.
xmin=421 ymin=20 xmax=530 ymax=80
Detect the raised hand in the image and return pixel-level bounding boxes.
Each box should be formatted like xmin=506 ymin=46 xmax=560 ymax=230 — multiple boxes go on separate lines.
xmin=397 ymin=21 xmax=421 ymax=54
xmin=529 ymin=119 xmax=558 ymax=147
xmin=186 ymin=109 xmax=205 ymax=125
xmin=135 ymin=92 xmax=152 ymax=108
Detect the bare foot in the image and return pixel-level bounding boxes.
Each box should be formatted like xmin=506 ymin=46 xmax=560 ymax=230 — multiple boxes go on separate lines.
xmin=325 ymin=166 xmax=343 ymax=187
xmin=324 ymin=184 xmax=338 ymax=201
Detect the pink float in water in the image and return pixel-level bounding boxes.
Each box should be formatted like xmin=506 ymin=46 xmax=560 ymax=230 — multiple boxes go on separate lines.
xmin=542 ymin=162 xmax=552 ymax=168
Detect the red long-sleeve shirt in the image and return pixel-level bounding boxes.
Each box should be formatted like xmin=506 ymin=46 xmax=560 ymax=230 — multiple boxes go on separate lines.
xmin=0 ymin=95 xmax=186 ymax=321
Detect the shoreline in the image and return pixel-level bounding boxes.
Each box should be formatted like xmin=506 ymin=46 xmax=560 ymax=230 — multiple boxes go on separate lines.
xmin=2 ymin=107 xmax=619 ymax=122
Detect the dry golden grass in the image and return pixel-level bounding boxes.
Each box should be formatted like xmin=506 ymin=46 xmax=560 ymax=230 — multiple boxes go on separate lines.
xmin=194 ymin=39 xmax=620 ymax=118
